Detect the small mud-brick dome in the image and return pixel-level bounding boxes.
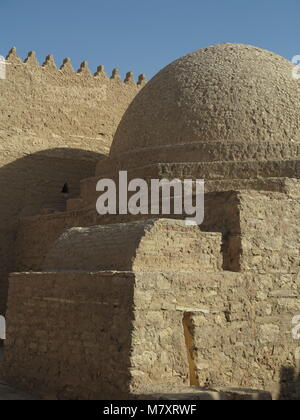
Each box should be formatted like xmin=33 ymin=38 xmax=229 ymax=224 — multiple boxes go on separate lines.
xmin=108 ymin=43 xmax=300 ymax=171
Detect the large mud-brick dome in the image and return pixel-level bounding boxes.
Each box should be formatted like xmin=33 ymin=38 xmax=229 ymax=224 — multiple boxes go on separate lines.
xmin=102 ymin=44 xmax=300 ymax=177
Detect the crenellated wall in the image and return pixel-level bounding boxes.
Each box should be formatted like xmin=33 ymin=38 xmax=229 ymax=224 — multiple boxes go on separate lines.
xmin=1 ymin=47 xmax=145 ymax=155
xmin=0 ymin=47 xmax=145 ymax=314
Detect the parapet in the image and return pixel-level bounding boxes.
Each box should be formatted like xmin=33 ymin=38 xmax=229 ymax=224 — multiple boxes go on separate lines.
xmin=0 ymin=46 xmax=146 ymax=157
xmin=5 ymin=46 xmax=147 ymax=85
xmin=0 ymin=46 xmax=146 ymax=315
xmin=43 ymin=219 xmax=222 ymax=273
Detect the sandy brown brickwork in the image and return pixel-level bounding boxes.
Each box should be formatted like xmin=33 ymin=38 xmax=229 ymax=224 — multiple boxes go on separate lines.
xmin=3 ymin=271 xmax=135 ymax=400
xmin=16 ymin=187 xmax=299 ymax=277
xmin=3 ymin=269 xmax=300 ymax=400
xmin=0 ymin=47 xmax=143 ymax=314
xmin=1 ymin=43 xmax=300 ymax=400
xmin=0 ymin=148 xmax=101 ymax=314
xmin=14 ymin=191 xmax=237 ymax=273
xmin=239 ymin=191 xmax=300 ymax=274
xmin=43 ymin=220 xmax=222 ymax=273
xmin=1 ymin=47 xmax=143 ymax=155
xmin=131 ymin=270 xmax=300 ymax=400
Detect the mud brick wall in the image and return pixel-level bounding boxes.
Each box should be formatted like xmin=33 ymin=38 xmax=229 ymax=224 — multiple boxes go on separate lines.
xmin=15 ymin=208 xmax=100 ymax=273
xmin=239 ymin=190 xmax=300 ymax=274
xmin=15 ymin=191 xmax=239 ymax=274
xmin=14 ymin=188 xmax=299 ymax=282
xmin=3 ymin=271 xmax=135 ymax=400
xmin=43 ymin=219 xmax=222 ymax=273
xmin=131 ymin=271 xmax=300 ymax=400
xmin=0 ymin=49 xmax=142 ymax=314
xmin=0 ymin=47 xmax=142 ymax=155
xmin=4 ymin=269 xmax=299 ymax=400
xmin=0 ymin=150 xmax=100 ymax=315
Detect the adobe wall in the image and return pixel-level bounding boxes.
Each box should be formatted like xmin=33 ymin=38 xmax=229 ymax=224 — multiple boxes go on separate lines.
xmin=3 ymin=271 xmax=135 ymax=400
xmin=238 ymin=190 xmax=300 ymax=274
xmin=131 ymin=271 xmax=300 ymax=400
xmin=0 ymin=149 xmax=100 ymax=315
xmin=15 ymin=191 xmax=239 ymax=273
xmin=3 ymin=270 xmax=300 ymax=400
xmin=0 ymin=48 xmax=143 ymax=314
xmin=16 ymin=187 xmax=300 ymax=276
xmin=43 ymin=220 xmax=222 ymax=273
xmin=1 ymin=47 xmax=143 ymax=155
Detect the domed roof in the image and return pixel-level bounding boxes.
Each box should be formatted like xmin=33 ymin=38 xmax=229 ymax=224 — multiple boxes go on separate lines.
xmin=109 ymin=43 xmax=300 ymax=166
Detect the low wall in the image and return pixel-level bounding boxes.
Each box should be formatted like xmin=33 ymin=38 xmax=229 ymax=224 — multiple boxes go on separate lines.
xmin=3 ymin=271 xmax=135 ymax=400
xmin=43 ymin=220 xmax=222 ymax=273
xmin=15 ymin=191 xmax=240 ymax=273
xmin=3 ymin=270 xmax=300 ymax=400
xmin=132 ymin=271 xmax=300 ymax=399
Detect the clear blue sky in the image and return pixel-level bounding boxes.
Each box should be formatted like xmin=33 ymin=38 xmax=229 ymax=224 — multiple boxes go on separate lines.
xmin=1 ymin=0 xmax=300 ymax=80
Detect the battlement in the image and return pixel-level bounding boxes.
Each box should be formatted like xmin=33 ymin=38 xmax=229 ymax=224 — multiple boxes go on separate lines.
xmin=0 ymin=46 xmax=145 ymax=315
xmin=5 ymin=47 xmax=147 ymax=85
xmin=0 ymin=46 xmax=144 ymax=156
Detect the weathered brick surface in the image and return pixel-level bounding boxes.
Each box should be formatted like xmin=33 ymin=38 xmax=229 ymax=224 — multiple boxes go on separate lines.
xmin=15 ymin=187 xmax=299 ymax=277
xmin=0 ymin=50 xmax=141 ymax=314
xmin=130 ymin=271 xmax=300 ymax=400
xmin=1 ymin=48 xmax=141 ymax=155
xmin=3 ymin=270 xmax=300 ymax=400
xmin=15 ymin=191 xmax=238 ymax=273
xmin=110 ymin=44 xmax=300 ymax=162
xmin=3 ymin=272 xmax=135 ymax=400
xmin=43 ymin=220 xmax=222 ymax=273
xmin=2 ymin=43 xmax=300 ymax=401
xmin=239 ymin=191 xmax=300 ymax=274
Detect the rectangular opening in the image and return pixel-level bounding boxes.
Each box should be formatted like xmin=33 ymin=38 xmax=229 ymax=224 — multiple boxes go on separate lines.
xmin=182 ymin=312 xmax=199 ymax=387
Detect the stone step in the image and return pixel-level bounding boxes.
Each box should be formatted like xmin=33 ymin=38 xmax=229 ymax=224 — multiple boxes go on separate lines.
xmin=136 ymin=385 xmax=272 ymax=401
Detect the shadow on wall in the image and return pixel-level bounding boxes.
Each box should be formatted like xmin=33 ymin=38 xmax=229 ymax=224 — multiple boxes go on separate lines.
xmin=3 ymin=272 xmax=135 ymax=400
xmin=278 ymin=367 xmax=300 ymax=400
xmin=0 ymin=147 xmax=104 ymax=316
